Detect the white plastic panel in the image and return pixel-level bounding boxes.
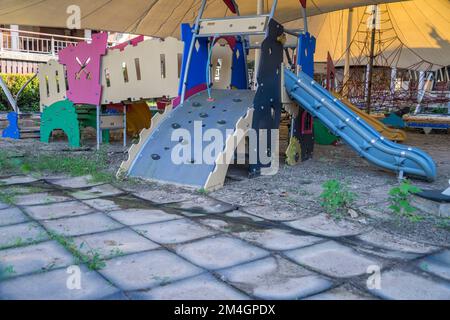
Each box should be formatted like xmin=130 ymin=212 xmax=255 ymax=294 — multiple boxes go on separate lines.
xmin=37 ymin=59 xmax=67 ymax=112
xmin=101 ymin=37 xmax=183 ymax=104
xmin=199 ymin=16 xmax=268 ymax=36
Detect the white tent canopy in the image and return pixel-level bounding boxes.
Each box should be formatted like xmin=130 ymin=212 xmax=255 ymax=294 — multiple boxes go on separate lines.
xmin=284 ymin=0 xmax=450 ymax=70
xmin=0 ymin=0 xmax=402 ymax=38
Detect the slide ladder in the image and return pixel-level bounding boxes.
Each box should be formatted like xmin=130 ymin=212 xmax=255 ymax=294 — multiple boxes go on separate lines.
xmin=284 ymin=69 xmax=436 ymax=181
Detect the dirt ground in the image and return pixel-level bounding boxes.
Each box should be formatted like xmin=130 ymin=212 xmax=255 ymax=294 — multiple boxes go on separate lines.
xmin=1 ymin=129 xmax=449 ymax=247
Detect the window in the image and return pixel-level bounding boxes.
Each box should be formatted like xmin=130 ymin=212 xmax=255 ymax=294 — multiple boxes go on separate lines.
xmin=160 ymin=54 xmax=166 ymax=79
xmin=122 ymin=62 xmax=129 ymax=83
xmin=104 ymin=68 xmax=111 ymax=87
xmin=134 ymin=58 xmax=141 ymax=81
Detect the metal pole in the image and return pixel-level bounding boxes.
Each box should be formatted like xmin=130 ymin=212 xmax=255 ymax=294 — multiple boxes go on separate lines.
xmin=180 ymin=0 xmax=207 ymax=104
xmin=96 ymin=105 xmax=101 ymax=150
xmin=123 ymin=105 xmax=127 ymax=147
xmin=253 ymin=0 xmax=264 ymax=90
xmin=301 ymin=5 xmax=308 ymax=33
xmin=269 ymin=0 xmax=279 ymax=19
xmin=365 ymin=5 xmax=378 ymax=114
xmin=0 ymin=76 xmax=18 ymax=113
xmin=343 ymin=8 xmax=353 ymax=97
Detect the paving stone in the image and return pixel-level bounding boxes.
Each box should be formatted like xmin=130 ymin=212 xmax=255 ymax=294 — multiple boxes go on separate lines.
xmin=13 ymin=192 xmax=72 ymax=206
xmin=176 ymin=236 xmax=269 ymax=270
xmin=0 ymin=265 xmax=119 ymax=300
xmin=42 ymin=213 xmax=122 ymax=237
xmin=0 ymin=175 xmax=38 ymax=186
xmin=196 ymin=212 xmax=264 ymax=234
xmin=70 ymin=184 xmax=124 ymax=200
xmin=0 ymin=241 xmax=74 ymax=278
xmin=0 ymin=222 xmax=48 ymax=249
xmin=73 ymin=229 xmax=159 ymax=259
xmin=99 ymin=250 xmax=203 ymax=291
xmin=109 ymin=209 xmax=181 ymax=226
xmin=129 ymin=273 xmax=249 ymax=300
xmin=198 ymin=217 xmax=260 ymax=233
xmin=166 ymin=197 xmax=237 ymax=215
xmin=235 ymin=228 xmax=324 ymax=251
xmin=243 ymin=205 xmax=311 ymax=221
xmin=356 ymin=230 xmax=439 ymax=254
xmin=305 ymin=285 xmax=377 ymax=300
xmin=46 ymin=175 xmax=104 ymax=189
xmin=0 ymin=202 xmax=9 ymax=210
xmin=219 ymin=255 xmax=333 ymax=299
xmin=24 ymin=201 xmax=94 ymax=220
xmin=135 ymin=189 xmax=195 ymax=204
xmin=102 ymin=291 xmax=130 ymax=300
xmin=418 ymin=250 xmax=450 ymax=280
xmin=83 ymin=198 xmax=122 ymax=212
xmin=225 ymin=210 xmax=265 ymax=222
xmin=285 ymin=214 xmax=366 ymax=237
xmin=369 ymin=269 xmax=450 ymax=300
xmin=134 ymin=218 xmax=216 ymax=244
xmin=0 ymin=207 xmax=29 ymax=226
xmin=285 ymin=241 xmax=382 ymax=278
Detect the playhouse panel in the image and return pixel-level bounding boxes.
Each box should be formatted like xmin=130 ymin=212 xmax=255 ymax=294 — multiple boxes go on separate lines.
xmin=101 ymin=37 xmax=183 ymax=104
xmin=37 ymin=59 xmax=67 ymax=112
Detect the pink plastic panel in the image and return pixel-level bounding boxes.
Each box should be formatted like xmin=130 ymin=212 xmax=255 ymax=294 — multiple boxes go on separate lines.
xmin=110 ymin=35 xmax=145 ymax=51
xmin=59 ymin=32 xmax=107 ymax=105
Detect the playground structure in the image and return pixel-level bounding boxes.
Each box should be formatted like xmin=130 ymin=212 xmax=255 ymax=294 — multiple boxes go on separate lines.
xmin=32 ymin=33 xmax=184 ymax=148
xmin=0 ymin=0 xmax=440 ymax=191
xmin=116 ymin=0 xmax=436 ymax=190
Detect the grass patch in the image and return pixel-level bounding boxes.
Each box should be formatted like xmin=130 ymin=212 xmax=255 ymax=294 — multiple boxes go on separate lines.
xmin=1 ymin=148 xmax=115 ymax=184
xmin=0 ymin=264 xmax=16 ymax=280
xmin=196 ymin=188 xmax=209 ymax=195
xmin=0 ymin=188 xmax=19 ymax=205
xmin=48 ymin=231 xmax=106 ymax=271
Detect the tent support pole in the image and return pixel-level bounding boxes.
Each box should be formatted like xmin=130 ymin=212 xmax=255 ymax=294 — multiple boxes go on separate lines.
xmin=365 ymin=5 xmax=377 ymax=114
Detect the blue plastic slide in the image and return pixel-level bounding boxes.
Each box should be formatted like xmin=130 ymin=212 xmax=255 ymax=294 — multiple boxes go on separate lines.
xmin=284 ymin=69 xmax=437 ymax=181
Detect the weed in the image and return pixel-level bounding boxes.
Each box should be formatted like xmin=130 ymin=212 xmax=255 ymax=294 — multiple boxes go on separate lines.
xmin=109 ymin=248 xmax=124 ymax=258
xmin=48 ymin=232 xmax=106 ymax=271
xmin=319 ymin=179 xmax=356 ymax=219
xmin=436 ymin=217 xmax=450 ymax=231
xmin=0 ymin=265 xmax=16 ymax=279
xmin=196 ymin=188 xmax=208 ymax=195
xmin=388 ymin=180 xmax=422 ymax=222
xmin=0 ymin=189 xmax=17 ymax=205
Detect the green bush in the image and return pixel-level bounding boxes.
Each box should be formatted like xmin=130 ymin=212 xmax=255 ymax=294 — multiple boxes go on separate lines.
xmin=0 ymin=74 xmax=40 ymax=112
xmin=319 ymin=179 xmax=356 ymax=219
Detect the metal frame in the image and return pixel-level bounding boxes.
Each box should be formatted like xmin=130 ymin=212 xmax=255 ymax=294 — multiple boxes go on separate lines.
xmin=180 ymin=0 xmax=279 ymax=104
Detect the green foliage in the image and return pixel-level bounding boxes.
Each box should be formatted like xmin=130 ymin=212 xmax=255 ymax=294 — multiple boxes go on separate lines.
xmin=319 ymin=179 xmax=356 ymax=219
xmin=388 ymin=180 xmax=423 ymax=222
xmin=0 ymin=74 xmax=39 ymax=112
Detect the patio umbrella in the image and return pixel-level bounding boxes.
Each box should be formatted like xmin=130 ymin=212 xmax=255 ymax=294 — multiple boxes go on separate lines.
xmin=0 ymin=0 xmax=405 ymax=38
